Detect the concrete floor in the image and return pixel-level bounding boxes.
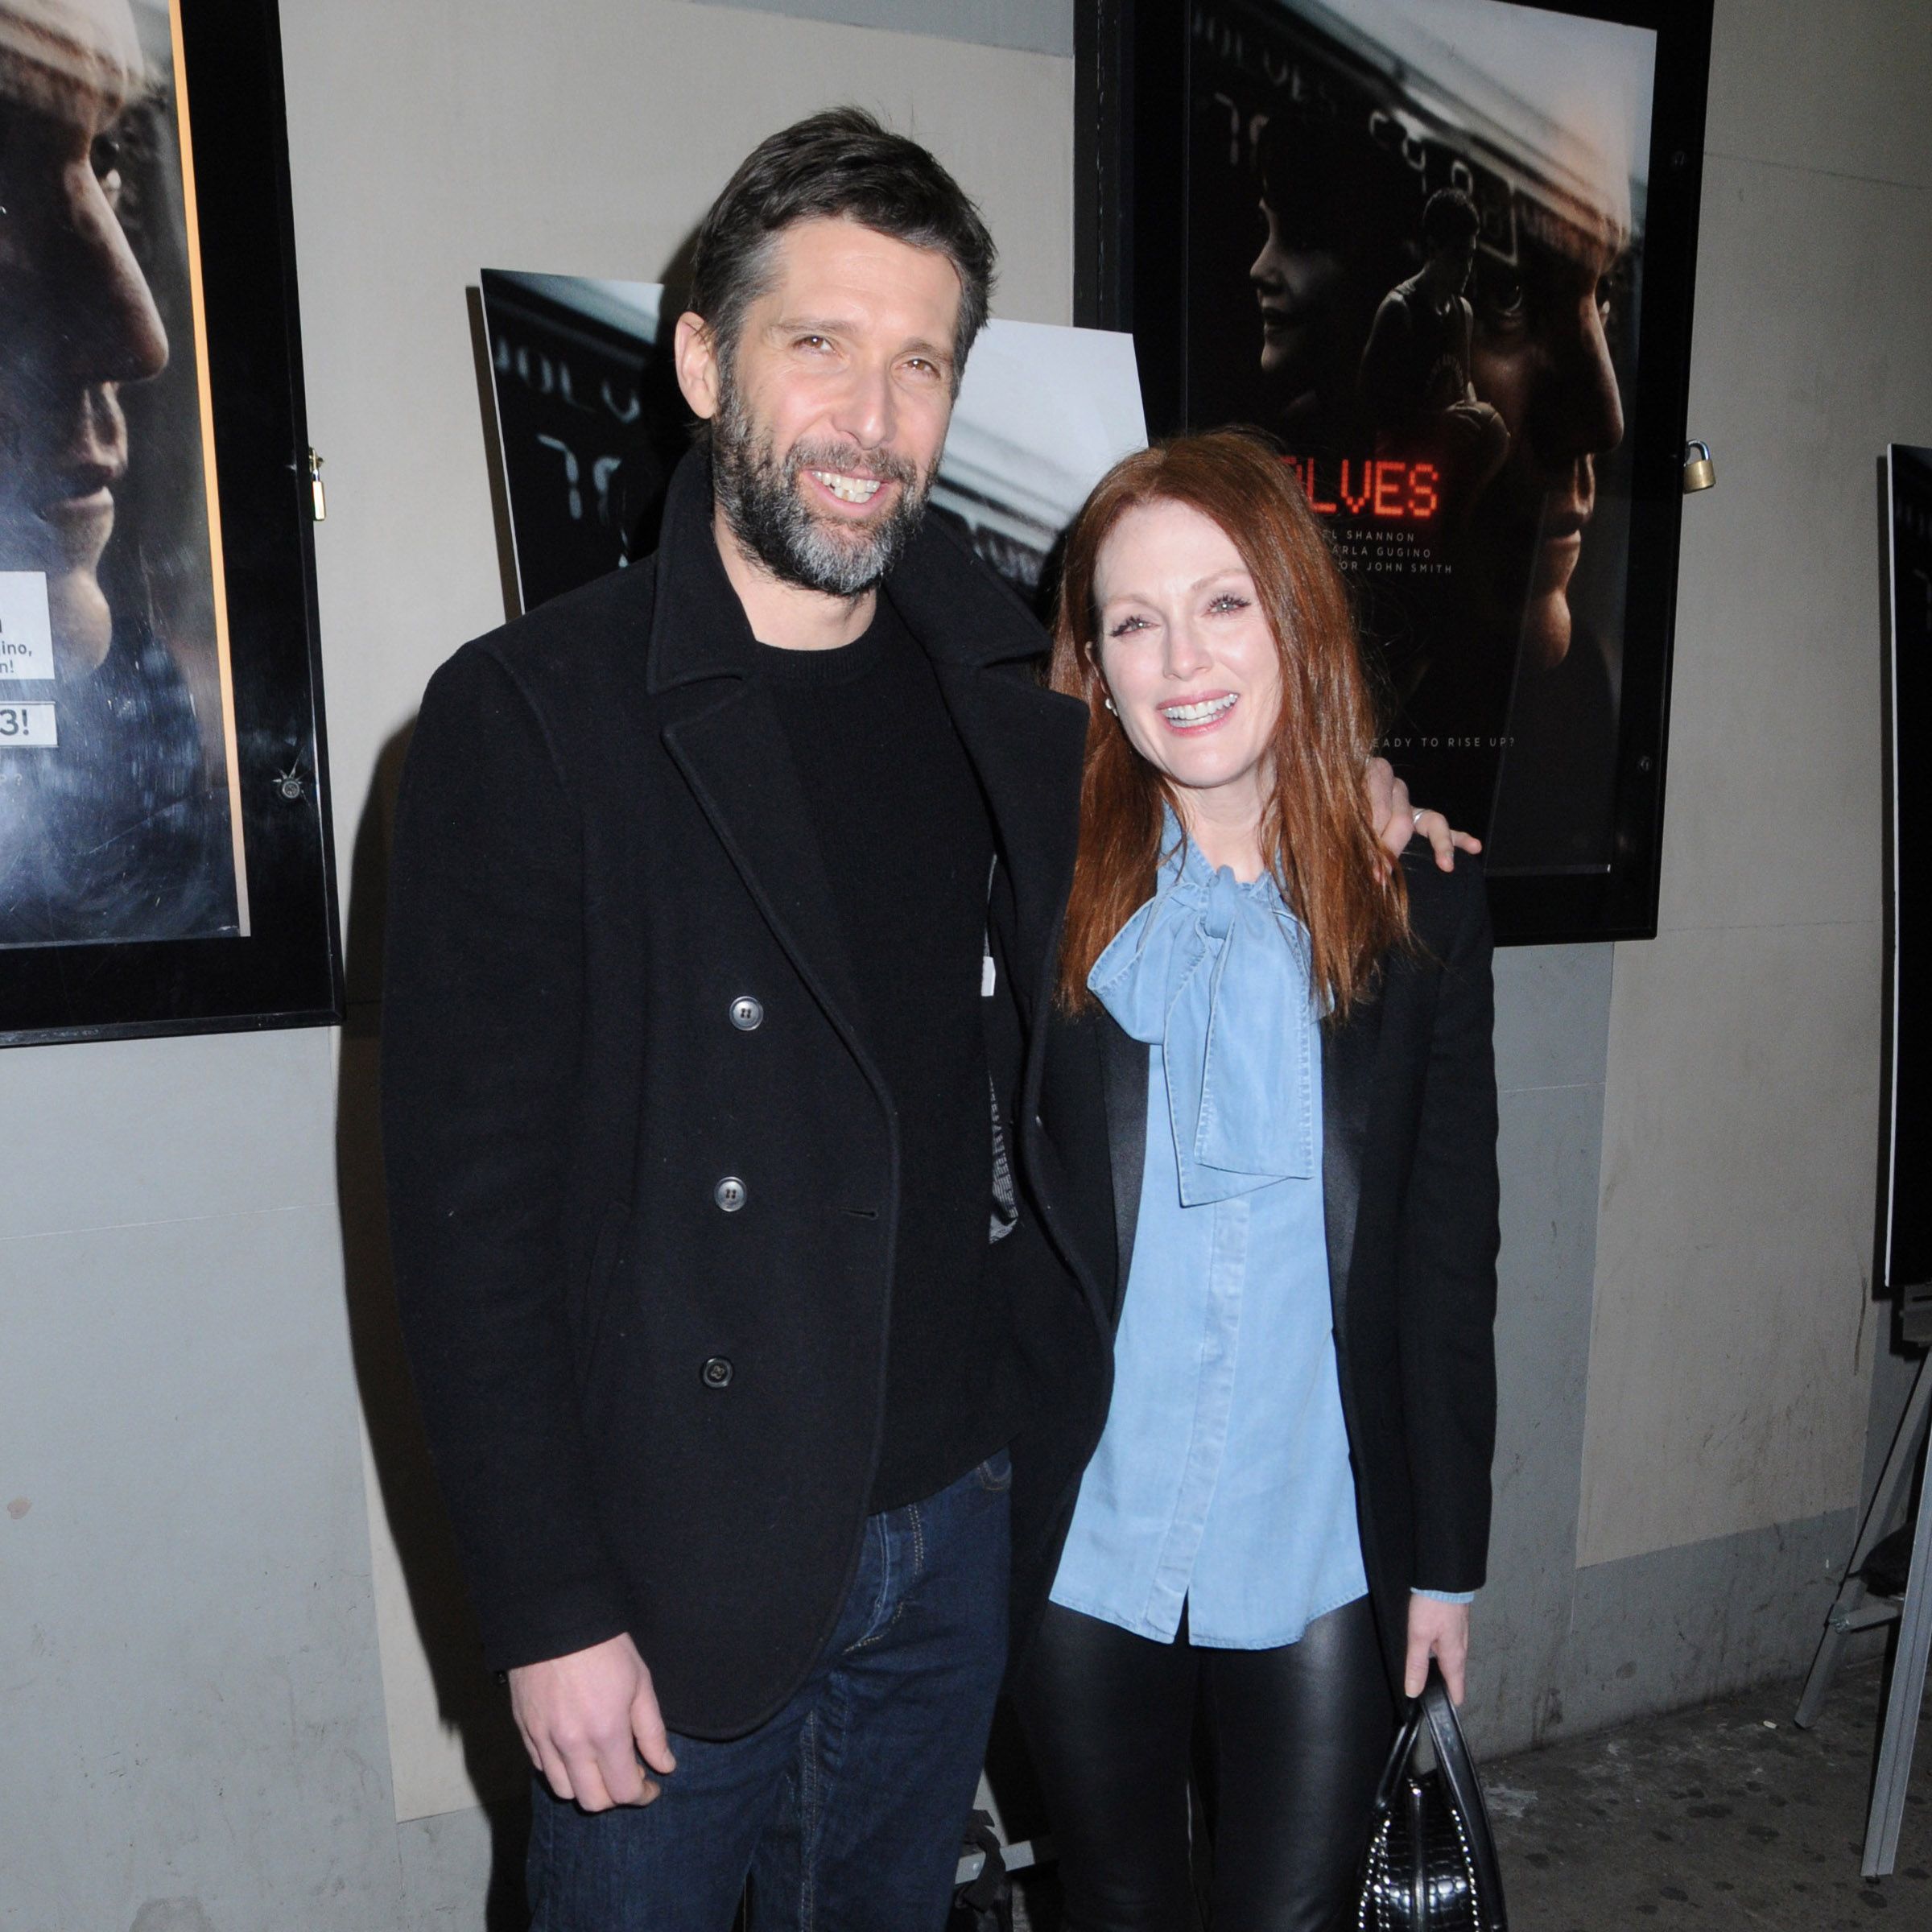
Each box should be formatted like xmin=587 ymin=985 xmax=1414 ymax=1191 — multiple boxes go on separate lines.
xmin=1488 ymin=1659 xmax=1931 ymax=1928
xmin=1010 ymin=1658 xmax=1931 ymax=1928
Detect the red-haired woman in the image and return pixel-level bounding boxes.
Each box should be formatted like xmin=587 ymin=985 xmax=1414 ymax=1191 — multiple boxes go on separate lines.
xmin=1018 ymin=431 xmax=1500 ymax=1930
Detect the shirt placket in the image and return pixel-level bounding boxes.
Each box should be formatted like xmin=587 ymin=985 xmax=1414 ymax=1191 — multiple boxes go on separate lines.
xmin=1144 ymin=1190 xmax=1249 ymax=1631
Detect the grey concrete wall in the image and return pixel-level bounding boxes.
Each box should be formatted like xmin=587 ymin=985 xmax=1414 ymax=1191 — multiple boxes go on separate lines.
xmin=708 ymin=0 xmax=1075 ymax=57
xmin=1465 ymin=0 xmax=1932 ymax=1760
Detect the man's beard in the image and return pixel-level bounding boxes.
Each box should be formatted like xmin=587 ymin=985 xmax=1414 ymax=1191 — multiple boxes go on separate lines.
xmin=710 ymin=370 xmax=932 ymax=597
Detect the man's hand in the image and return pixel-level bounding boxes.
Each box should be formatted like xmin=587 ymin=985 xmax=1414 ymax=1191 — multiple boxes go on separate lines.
xmin=1404 ymin=1595 xmax=1472 ymax=1705
xmin=509 ymin=1633 xmax=678 ymax=1810
xmin=1366 ymin=755 xmax=1483 ymax=873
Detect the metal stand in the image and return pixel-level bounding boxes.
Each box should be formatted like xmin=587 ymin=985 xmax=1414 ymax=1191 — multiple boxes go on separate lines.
xmin=1794 ymin=1352 xmax=1932 ymax=1876
xmin=953 ymin=1769 xmax=1054 ymax=1894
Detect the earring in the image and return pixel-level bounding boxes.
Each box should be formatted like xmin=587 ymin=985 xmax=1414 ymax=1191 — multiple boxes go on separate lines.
xmin=1102 ymin=694 xmax=1117 ymax=714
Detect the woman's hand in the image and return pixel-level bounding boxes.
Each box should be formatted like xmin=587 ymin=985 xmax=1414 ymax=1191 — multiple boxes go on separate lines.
xmin=1405 ymin=1594 xmax=1471 ymax=1705
xmin=1365 ymin=757 xmax=1484 ymax=871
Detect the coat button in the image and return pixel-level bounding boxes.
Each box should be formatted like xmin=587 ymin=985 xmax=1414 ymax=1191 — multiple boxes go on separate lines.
xmin=701 ymin=1356 xmax=733 ymax=1389
xmin=729 ymin=996 xmax=763 ymax=1031
xmin=714 ymin=1175 xmax=747 ymax=1212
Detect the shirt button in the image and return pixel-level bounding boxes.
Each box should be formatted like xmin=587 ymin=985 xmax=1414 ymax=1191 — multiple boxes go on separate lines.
xmin=714 ymin=1176 xmax=747 ymax=1213
xmin=701 ymin=1356 xmax=733 ymax=1389
xmin=729 ymin=997 xmax=763 ymax=1031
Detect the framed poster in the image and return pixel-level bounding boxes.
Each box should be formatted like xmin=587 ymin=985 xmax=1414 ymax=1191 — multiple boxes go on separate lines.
xmin=478 ymin=270 xmax=1147 ymax=617
xmin=1080 ymin=0 xmax=1714 ymax=943
xmin=0 ymin=0 xmax=339 ymax=1045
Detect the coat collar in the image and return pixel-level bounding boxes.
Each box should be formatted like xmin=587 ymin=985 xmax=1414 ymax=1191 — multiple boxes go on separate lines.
xmin=653 ymin=443 xmax=1087 ymax=1082
xmin=645 ymin=445 xmax=1051 ymax=696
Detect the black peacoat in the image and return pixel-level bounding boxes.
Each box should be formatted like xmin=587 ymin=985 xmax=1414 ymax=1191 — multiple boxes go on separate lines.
xmin=1026 ymin=848 xmax=1500 ymax=1689
xmin=382 ymin=452 xmax=1113 ymax=1739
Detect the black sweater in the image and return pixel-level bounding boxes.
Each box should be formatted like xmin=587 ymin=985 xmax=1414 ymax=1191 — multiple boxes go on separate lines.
xmin=758 ymin=597 xmax=1013 ymax=1509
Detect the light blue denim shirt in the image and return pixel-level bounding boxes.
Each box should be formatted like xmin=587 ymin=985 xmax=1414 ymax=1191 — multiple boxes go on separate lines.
xmin=1051 ymin=819 xmax=1477 ymax=1648
xmin=1048 ymin=818 xmax=1368 ymax=1647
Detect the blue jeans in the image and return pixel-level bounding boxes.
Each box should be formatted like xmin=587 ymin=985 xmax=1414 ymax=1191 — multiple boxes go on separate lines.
xmin=527 ymin=1451 xmax=1012 ymax=1931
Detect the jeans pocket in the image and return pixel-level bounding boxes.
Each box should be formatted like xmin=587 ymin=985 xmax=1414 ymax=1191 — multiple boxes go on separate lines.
xmin=975 ymin=1446 xmax=1013 ymax=1494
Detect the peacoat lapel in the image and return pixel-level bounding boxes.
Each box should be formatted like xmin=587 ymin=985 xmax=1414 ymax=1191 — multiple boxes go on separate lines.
xmin=881 ymin=525 xmax=1088 ymax=1051
xmin=648 ymin=452 xmax=872 ymax=1049
xmin=646 ymin=448 xmax=1086 ymax=1078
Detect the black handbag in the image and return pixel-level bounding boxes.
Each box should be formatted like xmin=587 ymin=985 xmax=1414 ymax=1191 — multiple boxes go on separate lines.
xmin=1356 ymin=1666 xmax=1508 ymax=1930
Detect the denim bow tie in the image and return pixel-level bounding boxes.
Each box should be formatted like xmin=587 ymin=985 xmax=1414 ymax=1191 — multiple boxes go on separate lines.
xmin=1088 ymin=824 xmax=1317 ymax=1206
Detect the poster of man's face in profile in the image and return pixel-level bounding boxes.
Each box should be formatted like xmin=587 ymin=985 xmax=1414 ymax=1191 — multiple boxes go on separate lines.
xmin=1177 ymin=0 xmax=1667 ymax=879
xmin=0 ymin=0 xmax=243 ymax=949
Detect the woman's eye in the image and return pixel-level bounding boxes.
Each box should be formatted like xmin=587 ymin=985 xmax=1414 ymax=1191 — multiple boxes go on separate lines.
xmin=1107 ymin=614 xmax=1149 ymax=638
xmin=1208 ymin=593 xmax=1249 ymax=614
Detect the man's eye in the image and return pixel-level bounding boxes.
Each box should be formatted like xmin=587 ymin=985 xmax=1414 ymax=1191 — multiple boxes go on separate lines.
xmin=91 ymin=132 xmax=123 ymax=184
xmin=1476 ymin=265 xmax=1525 ymax=326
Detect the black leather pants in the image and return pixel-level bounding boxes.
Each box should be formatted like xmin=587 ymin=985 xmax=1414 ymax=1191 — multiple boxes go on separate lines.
xmin=1016 ymin=1596 xmax=1396 ymax=1932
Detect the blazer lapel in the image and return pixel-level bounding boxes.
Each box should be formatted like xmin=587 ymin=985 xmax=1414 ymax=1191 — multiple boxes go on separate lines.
xmin=1322 ymin=995 xmax=1382 ymax=1336
xmin=1100 ymin=1013 xmax=1148 ymax=1327
xmin=663 ymin=683 xmax=868 ymax=1055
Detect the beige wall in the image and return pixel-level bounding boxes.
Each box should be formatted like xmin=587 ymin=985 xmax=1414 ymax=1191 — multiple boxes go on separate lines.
xmin=275 ymin=0 xmax=1075 ymax=1824
xmin=1578 ymin=0 xmax=1932 ymax=1567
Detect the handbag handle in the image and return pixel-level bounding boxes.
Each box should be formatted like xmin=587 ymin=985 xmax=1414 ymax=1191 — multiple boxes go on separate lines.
xmin=1418 ymin=1668 xmax=1507 ymax=1920
xmin=1366 ymin=1663 xmax=1509 ymax=1928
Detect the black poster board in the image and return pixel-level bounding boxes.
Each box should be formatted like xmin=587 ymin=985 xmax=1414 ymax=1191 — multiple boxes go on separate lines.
xmin=1883 ymin=445 xmax=1932 ymax=1331
xmin=0 ymin=0 xmax=338 ymax=1046
xmin=1079 ymin=0 xmax=1714 ymax=944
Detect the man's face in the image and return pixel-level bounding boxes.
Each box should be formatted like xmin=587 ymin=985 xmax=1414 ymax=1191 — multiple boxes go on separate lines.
xmin=1467 ymin=187 xmax=1627 ymax=670
xmin=0 ymin=0 xmax=169 ymax=669
xmin=685 ymin=217 xmax=963 ymax=597
xmin=1426 ymin=233 xmax=1478 ymax=297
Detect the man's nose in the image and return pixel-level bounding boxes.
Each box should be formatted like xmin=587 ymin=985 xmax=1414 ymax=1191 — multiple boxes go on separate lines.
xmin=1535 ymin=295 xmax=1623 ymax=463
xmin=57 ymin=167 xmax=168 ymax=385
xmin=828 ymin=357 xmax=894 ymax=454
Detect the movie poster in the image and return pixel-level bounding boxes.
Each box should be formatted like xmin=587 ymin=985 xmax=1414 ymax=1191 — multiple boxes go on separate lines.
xmin=0 ymin=0 xmax=244 ymax=947
xmin=478 ymin=270 xmax=1146 ymax=616
xmin=1184 ymin=0 xmax=1656 ymax=870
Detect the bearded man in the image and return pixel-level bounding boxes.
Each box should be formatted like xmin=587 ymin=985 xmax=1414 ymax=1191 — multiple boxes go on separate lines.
xmin=383 ymin=108 xmax=1447 ymax=1932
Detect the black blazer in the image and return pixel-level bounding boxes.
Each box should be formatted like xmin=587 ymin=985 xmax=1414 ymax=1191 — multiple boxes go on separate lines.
xmin=382 ymin=452 xmax=1111 ymax=1736
xmin=1024 ymin=849 xmax=1500 ymax=1687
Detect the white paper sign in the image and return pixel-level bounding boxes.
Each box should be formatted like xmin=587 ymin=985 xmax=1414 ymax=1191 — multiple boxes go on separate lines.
xmin=0 ymin=572 xmax=54 ymax=680
xmin=0 ymin=701 xmax=56 ymax=746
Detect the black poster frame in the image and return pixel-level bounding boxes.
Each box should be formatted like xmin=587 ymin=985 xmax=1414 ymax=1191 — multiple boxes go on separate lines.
xmin=0 ymin=0 xmax=341 ymax=1047
xmin=1077 ymin=0 xmax=1714 ymax=946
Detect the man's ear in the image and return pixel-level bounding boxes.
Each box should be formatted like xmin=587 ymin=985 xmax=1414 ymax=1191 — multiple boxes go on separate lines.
xmin=674 ymin=312 xmax=720 ymax=421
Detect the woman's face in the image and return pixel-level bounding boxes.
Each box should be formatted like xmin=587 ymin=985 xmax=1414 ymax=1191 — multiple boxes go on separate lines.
xmin=1093 ymin=498 xmax=1284 ymax=829
xmin=1248 ymin=196 xmax=1345 ymax=387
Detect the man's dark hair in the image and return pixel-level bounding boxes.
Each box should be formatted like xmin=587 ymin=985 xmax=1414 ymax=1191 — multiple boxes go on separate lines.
xmin=1419 ymin=187 xmax=1480 ymax=256
xmin=687 ymin=106 xmax=997 ymax=388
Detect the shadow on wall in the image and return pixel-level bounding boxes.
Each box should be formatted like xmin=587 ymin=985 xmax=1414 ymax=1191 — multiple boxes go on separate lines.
xmin=336 ymin=719 xmax=530 ymax=1930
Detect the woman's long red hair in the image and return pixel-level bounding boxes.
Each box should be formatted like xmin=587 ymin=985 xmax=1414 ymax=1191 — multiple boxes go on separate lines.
xmin=1051 ymin=430 xmax=1409 ymax=1017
